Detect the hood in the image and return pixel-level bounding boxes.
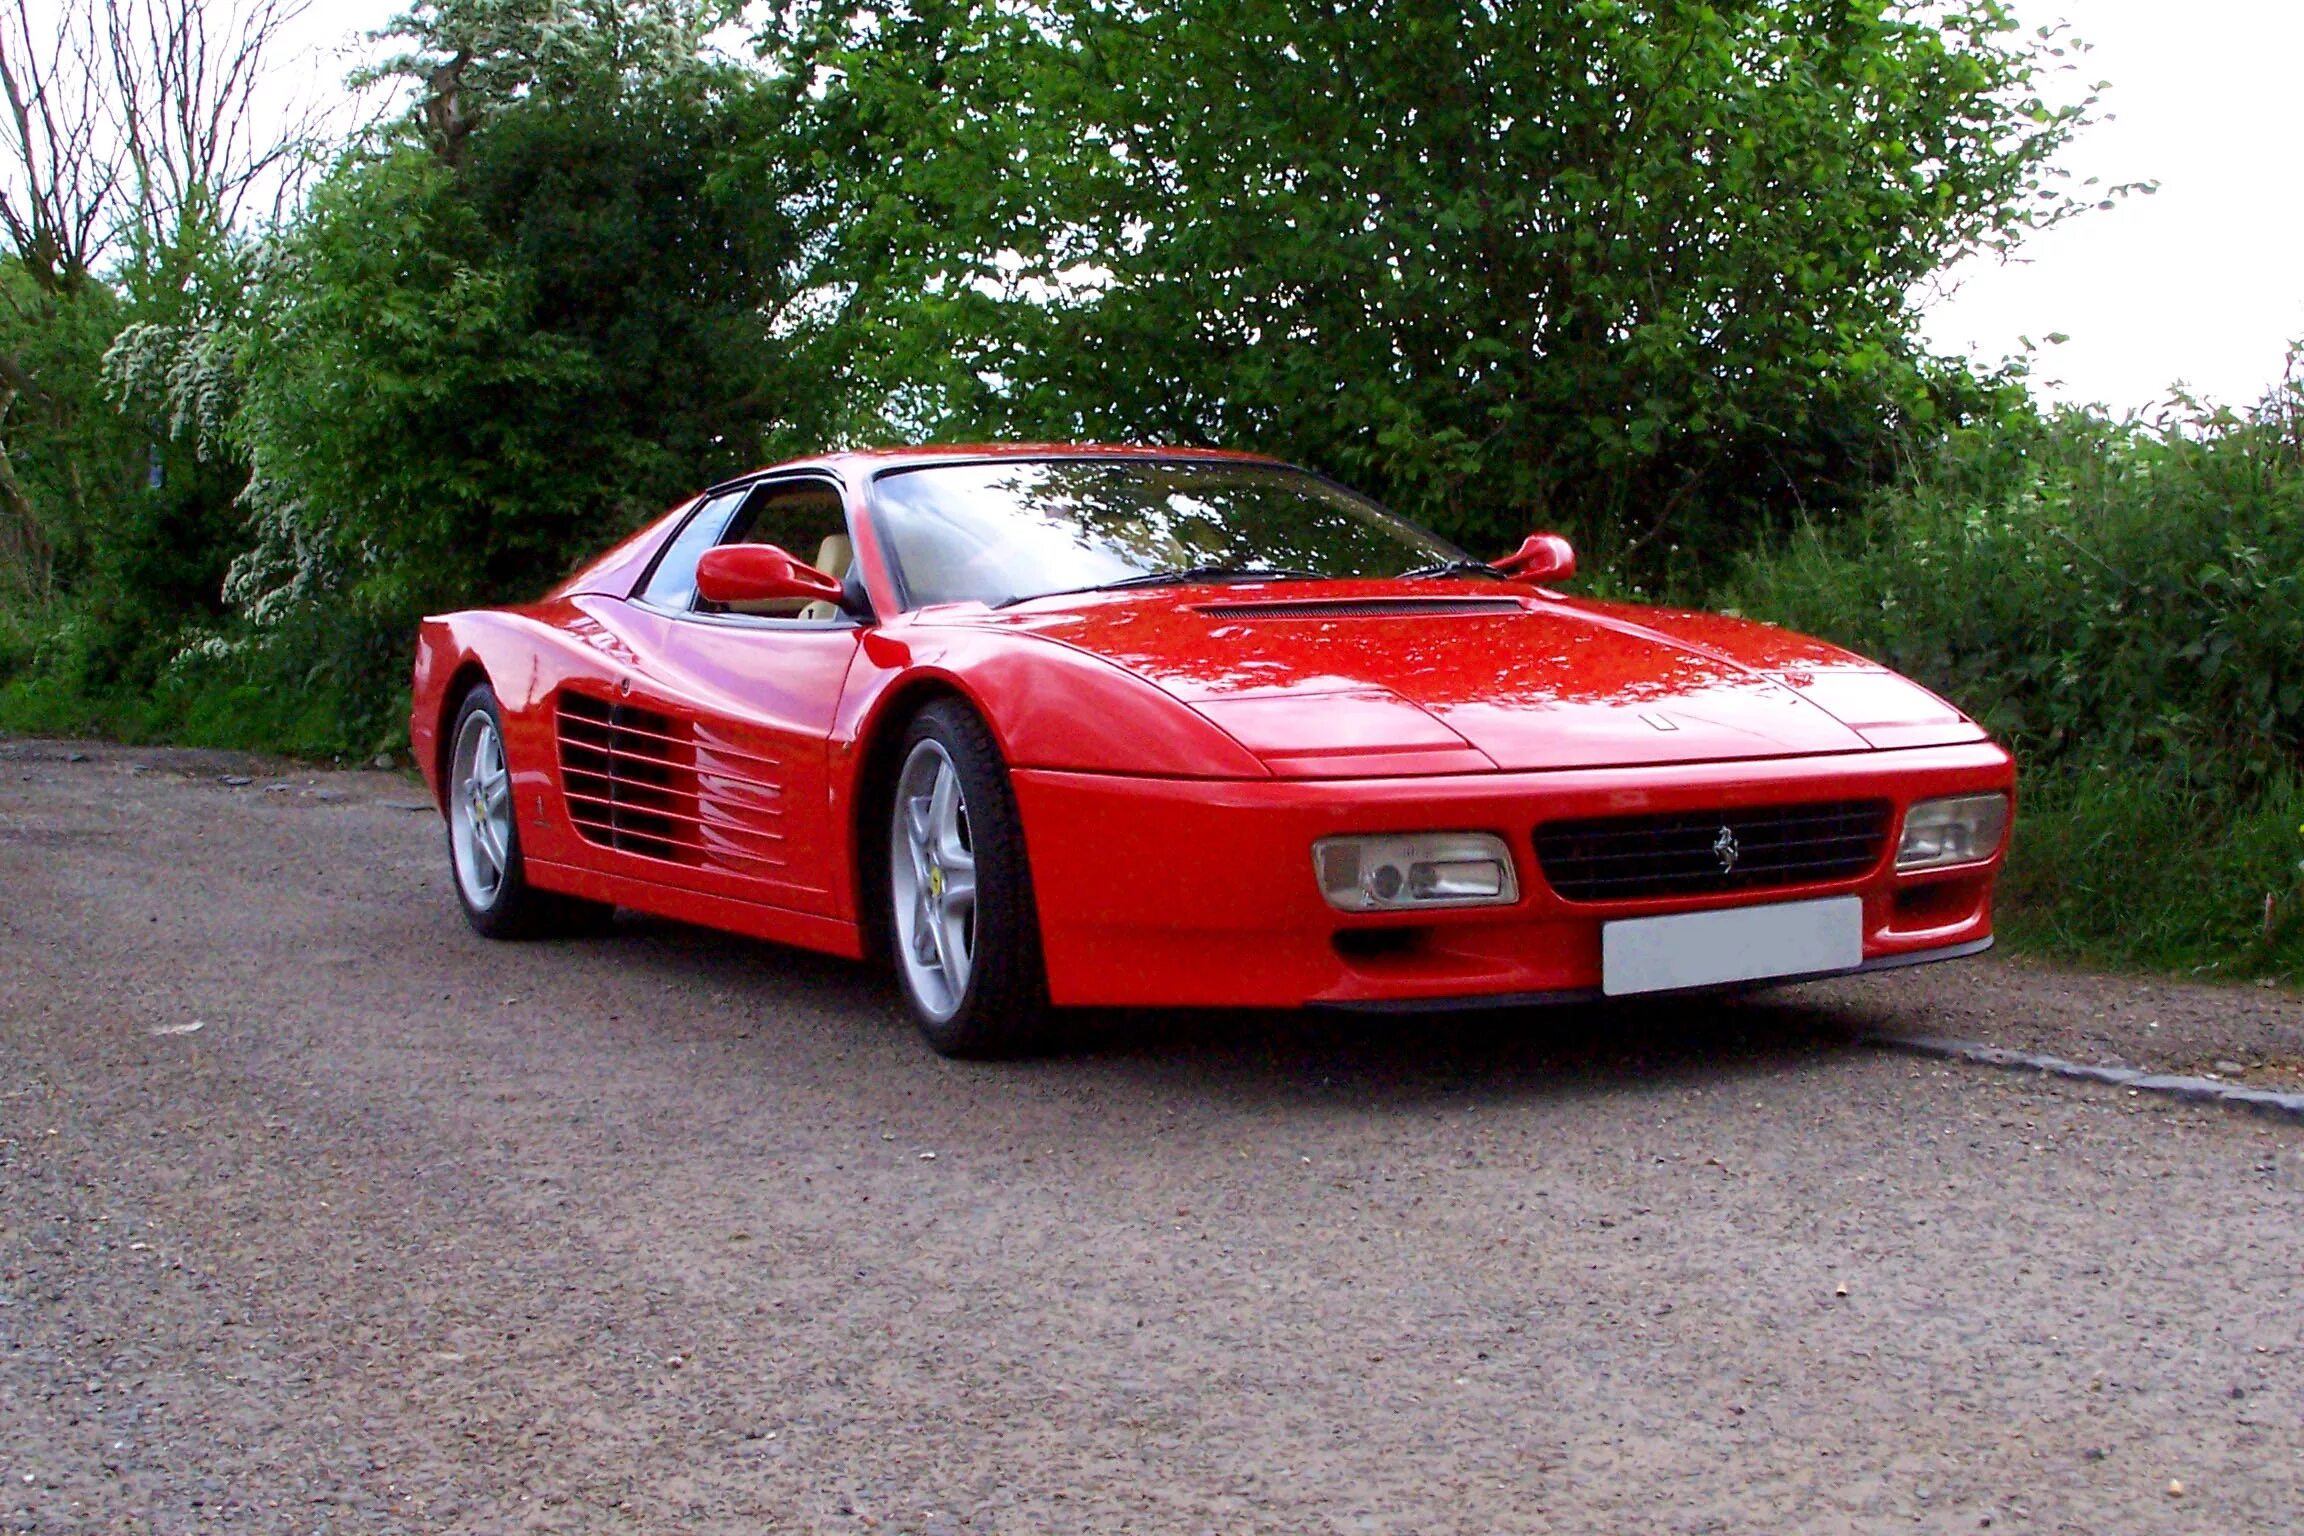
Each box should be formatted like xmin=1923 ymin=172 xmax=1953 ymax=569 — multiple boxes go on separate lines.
xmin=935 ymin=583 xmax=1982 ymax=775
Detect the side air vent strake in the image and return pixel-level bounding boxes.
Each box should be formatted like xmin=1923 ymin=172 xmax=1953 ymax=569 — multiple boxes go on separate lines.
xmin=555 ymin=693 xmax=702 ymax=864
xmin=555 ymin=692 xmax=791 ymax=875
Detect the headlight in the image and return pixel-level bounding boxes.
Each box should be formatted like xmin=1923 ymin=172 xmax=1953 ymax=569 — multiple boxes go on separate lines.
xmin=1896 ymin=793 xmax=2009 ymax=872
xmin=1314 ymin=832 xmax=1520 ymax=912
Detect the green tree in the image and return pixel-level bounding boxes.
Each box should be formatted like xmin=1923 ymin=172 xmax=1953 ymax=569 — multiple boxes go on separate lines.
xmin=805 ymin=0 xmax=2117 ymax=577
xmin=0 ymin=270 xmax=134 ymax=607
xmin=1 ymin=0 xmax=321 ymax=711
xmin=219 ymin=0 xmax=839 ymax=739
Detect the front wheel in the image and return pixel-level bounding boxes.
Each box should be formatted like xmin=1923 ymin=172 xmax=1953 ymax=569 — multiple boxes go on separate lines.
xmin=886 ymin=700 xmax=1049 ymax=1057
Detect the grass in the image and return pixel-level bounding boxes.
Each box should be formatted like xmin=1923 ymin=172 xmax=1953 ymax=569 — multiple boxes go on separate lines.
xmin=0 ymin=600 xmax=382 ymax=759
xmin=1722 ymin=391 xmax=2304 ymax=988
xmin=1997 ymin=772 xmax=2304 ymax=985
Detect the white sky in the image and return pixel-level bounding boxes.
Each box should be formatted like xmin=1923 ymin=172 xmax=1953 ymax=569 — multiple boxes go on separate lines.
xmin=1917 ymin=0 xmax=2304 ymax=414
xmin=276 ymin=0 xmax=2298 ymax=417
xmin=285 ymin=0 xmax=395 ymax=68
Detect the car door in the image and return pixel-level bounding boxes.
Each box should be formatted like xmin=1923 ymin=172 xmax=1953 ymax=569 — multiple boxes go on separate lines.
xmin=586 ymin=473 xmax=866 ymax=919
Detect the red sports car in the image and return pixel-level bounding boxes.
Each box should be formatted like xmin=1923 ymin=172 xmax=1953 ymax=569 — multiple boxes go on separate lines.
xmin=411 ymin=446 xmax=2013 ymax=1056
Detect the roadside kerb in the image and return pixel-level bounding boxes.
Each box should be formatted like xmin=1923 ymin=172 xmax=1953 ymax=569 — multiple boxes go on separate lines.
xmin=1865 ymin=1032 xmax=2304 ymax=1122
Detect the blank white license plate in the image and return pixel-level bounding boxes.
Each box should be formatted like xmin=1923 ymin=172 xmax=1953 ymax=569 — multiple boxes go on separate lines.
xmin=1601 ymin=896 xmax=1864 ymax=997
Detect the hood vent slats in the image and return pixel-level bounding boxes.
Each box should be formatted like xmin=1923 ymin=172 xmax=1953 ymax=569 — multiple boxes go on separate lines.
xmin=1196 ymin=597 xmax=1525 ymax=620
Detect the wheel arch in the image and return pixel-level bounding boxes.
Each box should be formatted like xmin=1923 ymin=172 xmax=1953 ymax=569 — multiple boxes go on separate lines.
xmin=847 ymin=675 xmax=982 ymax=964
xmin=432 ymin=660 xmax=494 ymax=810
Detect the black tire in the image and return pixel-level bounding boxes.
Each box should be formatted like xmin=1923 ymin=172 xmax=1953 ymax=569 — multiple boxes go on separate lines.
xmin=883 ymin=698 xmax=1051 ymax=1057
xmin=445 ymin=684 xmax=615 ymax=941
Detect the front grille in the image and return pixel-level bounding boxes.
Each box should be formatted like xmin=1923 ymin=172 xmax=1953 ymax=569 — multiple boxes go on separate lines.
xmin=1533 ymin=799 xmax=1892 ymax=903
xmin=1195 ymin=597 xmax=1525 ymax=620
xmin=555 ymin=693 xmax=702 ymax=864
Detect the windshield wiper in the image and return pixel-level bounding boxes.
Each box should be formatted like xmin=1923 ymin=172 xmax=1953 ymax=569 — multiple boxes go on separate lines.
xmin=1092 ymin=563 xmax=1330 ymax=591
xmin=1397 ymin=558 xmax=1506 ymax=580
xmin=997 ymin=565 xmax=1329 ymax=607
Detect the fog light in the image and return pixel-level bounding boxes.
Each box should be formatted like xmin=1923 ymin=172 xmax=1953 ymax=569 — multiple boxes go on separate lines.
xmin=1314 ymin=833 xmax=1520 ymax=911
xmin=1896 ymin=793 xmax=2009 ymax=872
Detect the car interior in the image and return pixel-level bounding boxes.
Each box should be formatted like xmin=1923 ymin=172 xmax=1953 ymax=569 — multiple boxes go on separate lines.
xmin=712 ymin=483 xmax=852 ymax=620
xmin=631 ymin=478 xmax=859 ymax=623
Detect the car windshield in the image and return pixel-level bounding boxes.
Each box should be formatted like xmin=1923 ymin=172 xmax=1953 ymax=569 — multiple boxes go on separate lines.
xmin=869 ymin=457 xmax=1471 ymax=609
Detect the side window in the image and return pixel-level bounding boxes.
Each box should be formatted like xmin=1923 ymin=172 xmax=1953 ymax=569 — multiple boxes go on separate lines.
xmin=701 ymin=480 xmax=856 ymax=621
xmin=639 ymin=488 xmax=749 ymax=609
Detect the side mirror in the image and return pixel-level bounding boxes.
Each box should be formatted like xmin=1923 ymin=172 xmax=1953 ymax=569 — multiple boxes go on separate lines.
xmin=1493 ymin=532 xmax=1575 ymax=585
xmin=694 ymin=544 xmax=845 ymax=608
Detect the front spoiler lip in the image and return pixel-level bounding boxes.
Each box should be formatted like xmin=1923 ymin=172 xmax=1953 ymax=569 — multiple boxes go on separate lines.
xmin=1313 ymin=936 xmax=1994 ymax=1014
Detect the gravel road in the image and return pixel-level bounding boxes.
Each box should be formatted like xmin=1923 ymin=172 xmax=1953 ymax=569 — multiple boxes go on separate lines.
xmin=3 ymin=739 xmax=2300 ymax=1534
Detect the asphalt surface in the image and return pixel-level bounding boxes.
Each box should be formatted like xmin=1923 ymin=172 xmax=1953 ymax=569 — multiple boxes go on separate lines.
xmin=2 ymin=739 xmax=2300 ymax=1534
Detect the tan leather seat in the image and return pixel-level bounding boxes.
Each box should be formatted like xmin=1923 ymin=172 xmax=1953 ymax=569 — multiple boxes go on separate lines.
xmin=797 ymin=534 xmax=854 ymax=621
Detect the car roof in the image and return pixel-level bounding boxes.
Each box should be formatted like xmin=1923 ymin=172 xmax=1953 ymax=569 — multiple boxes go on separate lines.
xmin=711 ymin=442 xmax=1288 ymax=493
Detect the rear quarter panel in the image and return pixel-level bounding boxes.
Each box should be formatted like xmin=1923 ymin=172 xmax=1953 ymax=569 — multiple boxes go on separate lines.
xmin=411 ymin=603 xmax=634 ymax=834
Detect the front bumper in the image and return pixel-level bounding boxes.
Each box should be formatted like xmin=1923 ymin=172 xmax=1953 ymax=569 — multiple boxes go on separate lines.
xmin=1010 ymin=743 xmax=2013 ymax=1009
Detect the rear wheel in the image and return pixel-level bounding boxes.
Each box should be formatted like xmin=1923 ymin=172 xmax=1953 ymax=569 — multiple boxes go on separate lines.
xmin=447 ymin=685 xmax=613 ymax=939
xmin=886 ymin=700 xmax=1049 ymax=1057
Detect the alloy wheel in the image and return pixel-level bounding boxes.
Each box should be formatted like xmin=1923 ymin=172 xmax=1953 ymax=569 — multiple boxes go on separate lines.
xmin=449 ymin=709 xmax=516 ymax=911
xmin=889 ymin=738 xmax=978 ymax=1020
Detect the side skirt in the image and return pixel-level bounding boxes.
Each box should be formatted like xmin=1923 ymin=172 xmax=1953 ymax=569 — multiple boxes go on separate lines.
xmin=526 ymin=857 xmax=867 ymax=961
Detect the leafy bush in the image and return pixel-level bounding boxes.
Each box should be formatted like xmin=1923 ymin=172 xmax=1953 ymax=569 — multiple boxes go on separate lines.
xmin=10 ymin=0 xmax=848 ymax=755
xmin=1724 ymin=383 xmax=2304 ymax=980
xmin=225 ymin=36 xmax=836 ymax=669
xmin=0 ymin=268 xmax=141 ymax=608
xmin=0 ymin=254 xmax=261 ymax=745
xmin=0 ymin=593 xmax=386 ymax=756
xmin=1994 ymin=769 xmax=2303 ymax=978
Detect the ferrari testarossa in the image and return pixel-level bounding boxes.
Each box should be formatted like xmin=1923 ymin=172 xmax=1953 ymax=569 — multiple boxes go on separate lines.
xmin=411 ymin=446 xmax=2013 ymax=1056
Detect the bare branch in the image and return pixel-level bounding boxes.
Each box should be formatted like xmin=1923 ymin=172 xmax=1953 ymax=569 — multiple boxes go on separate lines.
xmin=0 ymin=0 xmax=327 ymax=294
xmin=0 ymin=345 xmax=58 ymax=412
xmin=0 ymin=0 xmax=125 ymax=288
xmin=104 ymin=0 xmax=329 ymax=290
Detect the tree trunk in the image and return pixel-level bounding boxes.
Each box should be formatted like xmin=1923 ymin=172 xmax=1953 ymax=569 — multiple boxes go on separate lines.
xmin=0 ymin=385 xmax=54 ymax=603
